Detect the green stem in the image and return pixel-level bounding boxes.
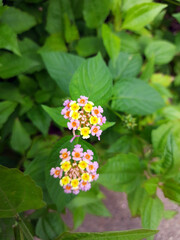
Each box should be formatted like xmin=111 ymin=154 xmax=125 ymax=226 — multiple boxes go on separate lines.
xmin=163 ymin=0 xmax=180 ymax=5
xmin=16 ymin=215 xmax=34 ymax=240
xmin=106 ymin=104 xmax=123 ymax=120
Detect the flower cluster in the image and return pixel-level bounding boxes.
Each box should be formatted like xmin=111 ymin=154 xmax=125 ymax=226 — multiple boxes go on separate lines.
xmin=61 ymin=96 xmax=106 ymax=141
xmin=50 ymin=144 xmax=99 ymax=194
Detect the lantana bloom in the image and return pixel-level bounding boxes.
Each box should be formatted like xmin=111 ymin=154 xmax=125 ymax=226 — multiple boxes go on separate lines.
xmin=50 ymin=145 xmax=99 ymax=195
xmin=61 ymin=96 xmax=106 ymax=141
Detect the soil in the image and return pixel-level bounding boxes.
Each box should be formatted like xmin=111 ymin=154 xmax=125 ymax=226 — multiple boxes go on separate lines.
xmin=62 ymin=187 xmax=180 ymax=240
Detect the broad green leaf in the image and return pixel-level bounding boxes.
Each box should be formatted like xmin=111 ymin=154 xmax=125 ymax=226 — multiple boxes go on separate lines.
xmin=36 ymin=212 xmax=66 ymax=240
xmin=40 ymin=51 xmax=84 ymax=95
xmin=173 ymin=12 xmax=180 ymax=23
xmin=109 ymin=52 xmax=142 ymax=80
xmin=72 ymin=207 xmax=85 ymax=230
xmin=151 ymin=73 xmax=173 ymax=87
xmin=10 ymin=119 xmax=31 ymax=154
xmin=0 ymin=7 xmax=36 ymax=34
xmin=141 ymin=197 xmax=164 ymax=239
xmin=98 ymin=153 xmax=143 ymax=193
xmin=122 ymin=3 xmax=167 ymax=32
xmin=111 ymin=78 xmax=164 ymax=115
xmin=56 ymin=229 xmax=158 ymax=240
xmin=42 ymin=105 xmax=68 ymax=128
xmin=140 ymin=56 xmax=154 ymax=82
xmin=18 ymin=75 xmax=38 ymax=96
xmin=164 ymin=210 xmax=177 ymax=219
xmin=122 ymin=0 xmax=152 ymax=12
xmin=35 ymin=90 xmax=51 ymax=104
xmin=83 ymin=0 xmax=111 ymax=28
xmin=27 ymin=105 xmax=51 ymax=136
xmin=45 ymin=136 xmax=98 ymax=212
xmin=0 ymin=218 xmax=14 ymax=240
xmin=100 ymin=122 xmax=115 ymax=131
xmin=102 ymin=24 xmax=121 ymax=61
xmin=69 ymin=54 xmax=113 ymax=106
xmin=143 ymin=178 xmax=159 ymax=195
xmin=162 ymin=180 xmax=180 ymax=204
xmin=0 ymin=24 xmax=20 ymax=55
xmin=85 ymin=200 xmax=111 ymax=217
xmin=161 ymin=134 xmax=174 ymax=173
xmin=42 ymin=33 xmax=67 ymax=52
xmin=0 ymin=101 xmax=17 ymax=129
xmin=0 ymin=82 xmax=23 ymax=103
xmin=117 ymin=31 xmax=140 ymax=54
xmin=145 ymin=40 xmax=176 ymax=65
xmin=0 ymin=165 xmax=45 ymax=218
xmin=64 ymin=13 xmax=79 ymax=43
xmin=76 ymin=37 xmax=105 ymax=57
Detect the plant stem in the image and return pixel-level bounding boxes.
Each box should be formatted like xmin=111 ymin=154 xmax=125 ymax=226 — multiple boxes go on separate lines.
xmin=16 ymin=215 xmax=34 ymax=240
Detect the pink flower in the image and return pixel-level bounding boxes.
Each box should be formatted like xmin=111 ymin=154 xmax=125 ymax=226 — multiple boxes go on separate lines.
xmin=83 ymin=150 xmax=94 ymax=162
xmin=73 ymin=189 xmax=80 ymax=195
xmin=74 ymin=144 xmax=83 ymax=152
xmin=67 ymin=119 xmax=80 ymax=130
xmin=63 ymin=184 xmax=72 ymax=194
xmin=63 ymin=99 xmax=71 ymax=108
xmin=87 ymin=161 xmax=99 ymax=173
xmin=91 ymin=173 xmax=99 ymax=181
xmin=59 ymin=148 xmax=71 ymax=161
xmin=50 ymin=167 xmax=62 ymax=178
xmin=80 ymin=181 xmax=91 ymax=191
xmin=72 ymin=148 xmax=83 ymax=161
xmin=92 ymin=106 xmax=103 ymax=116
xmin=91 ymin=126 xmax=102 ymax=140
xmin=99 ymin=116 xmax=106 ymax=126
xmin=77 ymin=96 xmax=88 ymax=106
xmin=61 ymin=107 xmax=71 ymax=119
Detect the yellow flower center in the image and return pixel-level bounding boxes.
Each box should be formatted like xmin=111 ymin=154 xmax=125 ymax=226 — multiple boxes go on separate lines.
xmin=78 ymin=161 xmax=88 ymax=170
xmin=80 ymin=127 xmax=90 ymax=137
xmin=71 ymin=179 xmax=79 ymax=188
xmin=70 ymin=103 xmax=80 ymax=111
xmin=90 ymin=116 xmax=99 ymax=125
xmin=82 ymin=173 xmax=90 ymax=182
xmin=61 ymin=161 xmax=71 ymax=172
xmin=71 ymin=111 xmax=80 ymax=120
xmin=84 ymin=103 xmax=93 ymax=112
xmin=61 ymin=176 xmax=70 ymax=185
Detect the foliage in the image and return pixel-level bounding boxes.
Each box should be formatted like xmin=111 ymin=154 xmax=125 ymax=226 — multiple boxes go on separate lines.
xmin=0 ymin=0 xmax=180 ymax=239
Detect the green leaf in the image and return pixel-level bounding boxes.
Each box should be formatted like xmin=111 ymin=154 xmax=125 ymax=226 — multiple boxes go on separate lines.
xmin=0 ymin=82 xmax=23 ymax=103
xmin=64 ymin=13 xmax=79 ymax=43
xmin=42 ymin=33 xmax=67 ymax=52
xmin=83 ymin=0 xmax=111 ymax=28
xmin=0 ymin=165 xmax=45 ymax=218
xmin=56 ymin=229 xmax=158 ymax=240
xmin=85 ymin=200 xmax=111 ymax=217
xmin=102 ymin=24 xmax=121 ymax=61
xmin=162 ymin=180 xmax=180 ymax=204
xmin=10 ymin=118 xmax=31 ymax=154
xmin=173 ymin=12 xmax=180 ymax=23
xmin=145 ymin=40 xmax=176 ymax=65
xmin=141 ymin=197 xmax=164 ymax=232
xmin=100 ymin=122 xmax=115 ymax=131
xmin=36 ymin=212 xmax=66 ymax=240
xmin=72 ymin=207 xmax=85 ymax=230
xmin=40 ymin=51 xmax=84 ymax=95
xmin=70 ymin=54 xmax=113 ymax=106
xmin=109 ymin=52 xmax=142 ymax=80
xmin=122 ymin=3 xmax=167 ymax=32
xmin=140 ymin=56 xmax=154 ymax=82
xmin=122 ymin=0 xmax=153 ymax=12
xmin=117 ymin=31 xmax=140 ymax=54
xmin=45 ymin=136 xmax=98 ymax=212
xmin=27 ymin=105 xmax=51 ymax=136
xmin=161 ymin=134 xmax=174 ymax=172
xmin=0 ymin=101 xmax=17 ymax=129
xmin=0 ymin=24 xmax=20 ymax=55
xmin=111 ymin=78 xmax=164 ymax=115
xmin=42 ymin=105 xmax=68 ymax=128
xmin=98 ymin=153 xmax=143 ymax=193
xmin=0 ymin=7 xmax=36 ymax=34
xmin=164 ymin=210 xmax=177 ymax=219
xmin=143 ymin=178 xmax=159 ymax=196
xmin=76 ymin=37 xmax=105 ymax=57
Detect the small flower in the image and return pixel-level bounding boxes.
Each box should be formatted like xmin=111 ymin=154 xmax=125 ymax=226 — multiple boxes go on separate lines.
xmin=81 ymin=172 xmax=90 ymax=182
xmin=74 ymin=144 xmax=83 ymax=151
xmin=59 ymin=148 xmax=71 ymax=161
xmin=83 ymin=150 xmax=93 ymax=162
xmin=50 ymin=167 xmax=62 ymax=178
xmin=71 ymin=179 xmax=79 ymax=189
xmin=61 ymin=161 xmax=71 ymax=172
xmin=70 ymin=101 xmax=80 ymax=112
xmin=73 ymin=189 xmax=80 ymax=195
xmin=91 ymin=126 xmax=102 ymax=140
xmin=78 ymin=160 xmax=88 ymax=170
xmin=80 ymin=127 xmax=90 ymax=139
xmin=87 ymin=161 xmax=99 ymax=173
xmin=99 ymin=116 xmax=106 ymax=126
xmin=61 ymin=108 xmax=71 ymax=119
xmin=78 ymin=96 xmax=88 ymax=106
xmin=60 ymin=176 xmax=70 ymax=186
xmin=91 ymin=173 xmax=99 ymax=181
xmin=80 ymin=181 xmax=91 ymax=191
xmin=72 ymin=148 xmax=83 ymax=161
xmin=67 ymin=119 xmax=80 ymax=130
xmin=63 ymin=184 xmax=72 ymax=194
xmin=63 ymin=99 xmax=71 ymax=108
xmin=92 ymin=106 xmax=103 ymax=116
xmin=84 ymin=101 xmax=94 ymax=112
xmin=70 ymin=111 xmax=80 ymax=120
xmin=90 ymin=116 xmax=100 ymax=125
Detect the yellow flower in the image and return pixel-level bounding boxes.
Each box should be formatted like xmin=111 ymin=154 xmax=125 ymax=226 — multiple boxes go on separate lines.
xmin=81 ymin=173 xmax=90 ymax=182
xmin=78 ymin=161 xmax=88 ymax=170
xmin=70 ymin=101 xmax=80 ymax=112
xmin=71 ymin=179 xmax=79 ymax=189
xmin=90 ymin=116 xmax=100 ymax=125
xmin=61 ymin=161 xmax=71 ymax=172
xmin=84 ymin=102 xmax=94 ymax=112
xmin=60 ymin=176 xmax=70 ymax=186
xmin=70 ymin=111 xmax=80 ymax=120
xmin=80 ymin=127 xmax=90 ymax=139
